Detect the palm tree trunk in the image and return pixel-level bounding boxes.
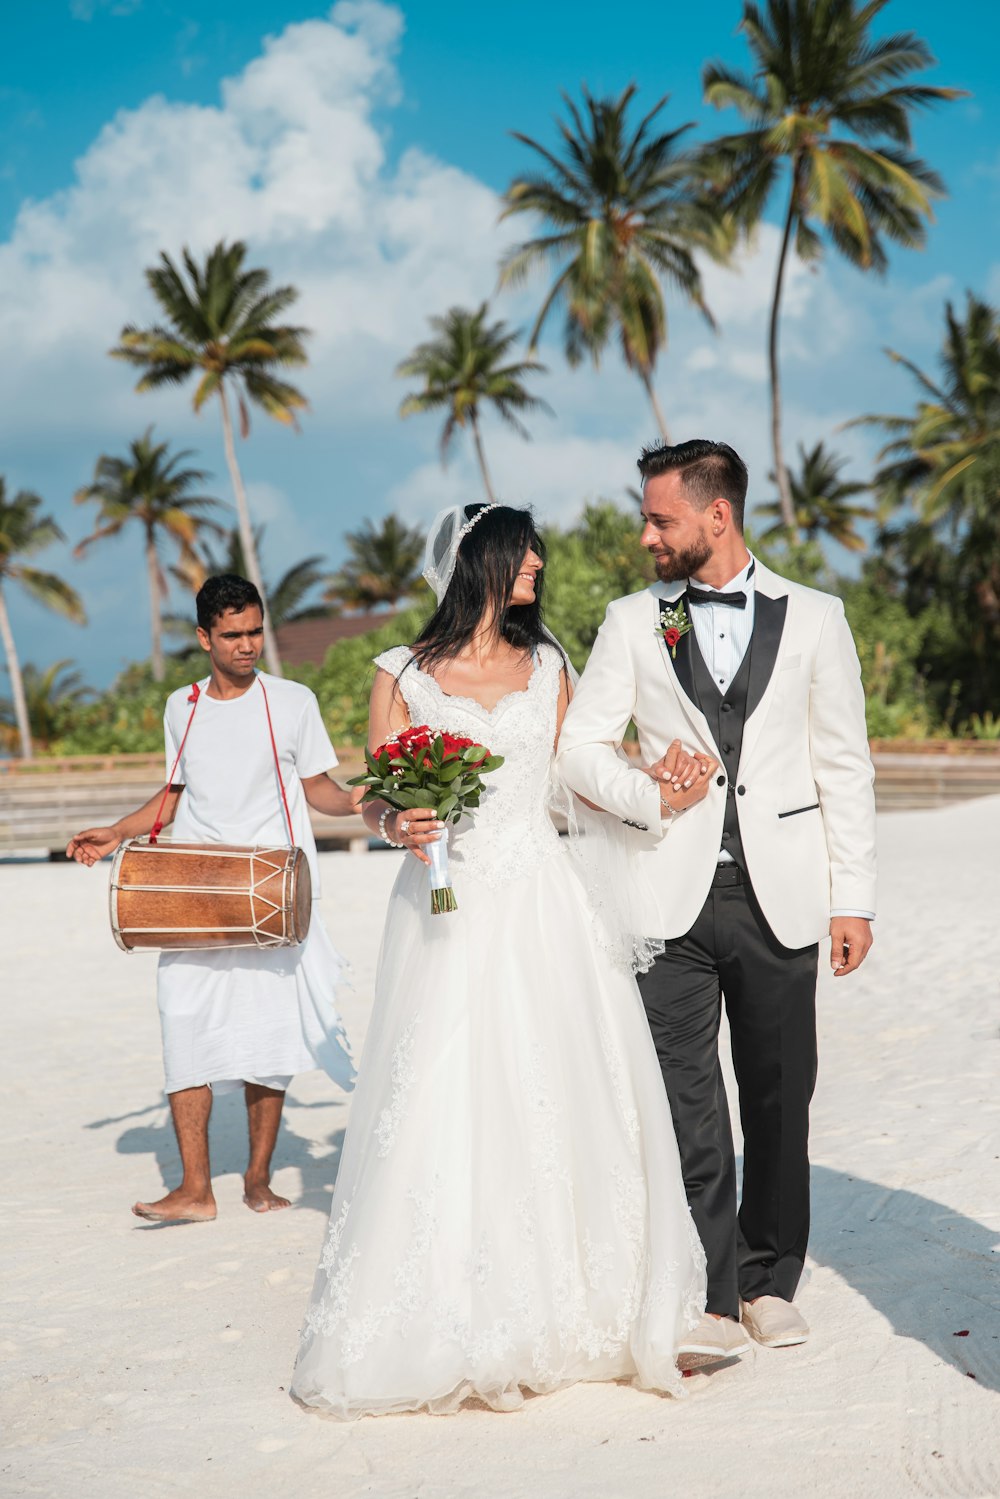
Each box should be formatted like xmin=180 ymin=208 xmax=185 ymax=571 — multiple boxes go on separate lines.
xmin=146 ymin=529 xmax=164 ymax=683
xmin=0 ymin=579 xmax=32 ymax=760
xmin=218 ymin=385 xmax=283 ymax=676
xmin=640 ymin=368 xmax=671 ymax=442
xmin=469 ymin=413 xmax=497 ymax=503
xmin=769 ymin=169 xmax=800 ymax=535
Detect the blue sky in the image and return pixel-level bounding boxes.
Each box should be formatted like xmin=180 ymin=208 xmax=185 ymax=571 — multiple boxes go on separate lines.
xmin=2 ymin=0 xmax=998 ymax=688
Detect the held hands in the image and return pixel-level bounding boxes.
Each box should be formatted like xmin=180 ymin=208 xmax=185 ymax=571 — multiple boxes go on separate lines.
xmin=388 ymin=807 xmax=445 ymax=867
xmin=830 ymin=917 xmax=873 ymax=977
xmin=66 ymin=826 xmax=121 ymax=866
xmin=643 ymin=740 xmax=720 ymax=813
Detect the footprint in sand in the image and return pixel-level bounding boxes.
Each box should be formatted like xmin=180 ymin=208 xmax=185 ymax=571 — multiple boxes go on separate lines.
xmin=265 ymin=1268 xmax=292 ymax=1287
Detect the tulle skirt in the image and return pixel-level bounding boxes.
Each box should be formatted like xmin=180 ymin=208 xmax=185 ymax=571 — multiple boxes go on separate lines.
xmin=291 ymin=847 xmax=705 ymax=1418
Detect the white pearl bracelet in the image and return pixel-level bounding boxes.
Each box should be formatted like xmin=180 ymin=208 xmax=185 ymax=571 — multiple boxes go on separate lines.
xmin=378 ymin=808 xmax=405 ymax=848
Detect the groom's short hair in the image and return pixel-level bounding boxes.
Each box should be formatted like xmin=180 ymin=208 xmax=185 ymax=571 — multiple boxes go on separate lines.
xmin=638 ymin=439 xmax=748 ymax=530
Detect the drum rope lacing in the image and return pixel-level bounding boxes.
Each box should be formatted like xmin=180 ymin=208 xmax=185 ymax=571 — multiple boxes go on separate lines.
xmin=111 ymin=845 xmax=296 ymax=947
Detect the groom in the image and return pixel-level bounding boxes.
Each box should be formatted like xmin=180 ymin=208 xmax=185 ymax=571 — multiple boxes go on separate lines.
xmin=558 ymin=438 xmax=876 ymax=1364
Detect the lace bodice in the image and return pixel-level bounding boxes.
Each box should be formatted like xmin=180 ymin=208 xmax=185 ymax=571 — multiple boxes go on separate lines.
xmin=373 ymin=643 xmax=565 ymax=887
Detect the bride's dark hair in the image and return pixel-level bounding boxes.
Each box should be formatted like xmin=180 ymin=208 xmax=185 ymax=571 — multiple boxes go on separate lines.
xmin=412 ymin=503 xmax=558 ymax=675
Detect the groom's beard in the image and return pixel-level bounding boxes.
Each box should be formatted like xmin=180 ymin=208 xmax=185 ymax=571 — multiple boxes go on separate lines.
xmin=650 ymin=532 xmax=713 ymax=584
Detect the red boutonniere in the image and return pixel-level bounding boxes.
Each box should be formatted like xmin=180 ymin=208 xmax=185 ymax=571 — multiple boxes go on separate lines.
xmin=655 ymin=601 xmax=693 ymax=659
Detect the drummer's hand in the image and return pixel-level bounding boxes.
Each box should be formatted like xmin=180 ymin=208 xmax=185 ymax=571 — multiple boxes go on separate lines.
xmin=66 ymin=826 xmax=121 ymax=866
xmin=389 ymin=807 xmax=443 ymax=868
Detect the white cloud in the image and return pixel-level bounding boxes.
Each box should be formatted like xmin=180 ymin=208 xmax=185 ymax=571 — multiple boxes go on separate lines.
xmin=0 ymin=1 xmax=510 ymax=439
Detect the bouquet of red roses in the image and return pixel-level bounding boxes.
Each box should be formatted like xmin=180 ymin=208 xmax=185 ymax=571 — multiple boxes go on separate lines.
xmin=349 ymin=725 xmax=504 ymax=914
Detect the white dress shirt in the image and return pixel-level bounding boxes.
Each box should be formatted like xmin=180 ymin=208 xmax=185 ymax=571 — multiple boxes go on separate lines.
xmin=686 ymin=555 xmax=873 ymax=922
xmin=688 ymin=553 xmax=756 ymax=695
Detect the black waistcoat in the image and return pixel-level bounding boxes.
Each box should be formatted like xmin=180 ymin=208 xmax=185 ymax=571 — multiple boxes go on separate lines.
xmin=689 ymin=628 xmax=754 ymax=869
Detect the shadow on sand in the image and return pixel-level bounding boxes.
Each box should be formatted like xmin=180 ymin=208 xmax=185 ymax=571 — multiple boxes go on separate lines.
xmin=85 ymin=1093 xmax=345 ymax=1216
xmin=809 ymin=1164 xmax=1000 ymax=1393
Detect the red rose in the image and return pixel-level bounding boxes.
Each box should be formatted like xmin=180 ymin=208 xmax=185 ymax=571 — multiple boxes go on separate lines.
xmin=663 ymin=627 xmax=681 ymax=648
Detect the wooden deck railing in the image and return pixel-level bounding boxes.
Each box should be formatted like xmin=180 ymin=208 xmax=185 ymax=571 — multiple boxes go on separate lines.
xmin=2 ymin=744 xmax=999 ymax=856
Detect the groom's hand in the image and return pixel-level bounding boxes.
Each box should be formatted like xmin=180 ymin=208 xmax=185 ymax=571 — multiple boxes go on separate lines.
xmin=829 ymin=917 xmax=873 ymax=977
xmin=642 ymin=740 xmax=719 ymax=812
xmin=643 ymin=740 xmax=705 ymax=794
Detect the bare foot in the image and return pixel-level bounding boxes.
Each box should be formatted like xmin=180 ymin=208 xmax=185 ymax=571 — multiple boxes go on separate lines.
xmin=243 ymin=1176 xmax=291 ymax=1213
xmin=132 ymin=1186 xmax=216 ymax=1223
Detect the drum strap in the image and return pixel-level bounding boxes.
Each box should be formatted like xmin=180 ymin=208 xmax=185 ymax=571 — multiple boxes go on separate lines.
xmin=257 ymin=676 xmax=295 ymax=847
xmin=149 ymin=675 xmax=296 ymax=847
xmin=150 ymin=683 xmax=201 ymax=845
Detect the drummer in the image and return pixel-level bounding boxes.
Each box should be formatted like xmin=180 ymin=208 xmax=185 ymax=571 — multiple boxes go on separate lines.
xmin=67 ymin=574 xmax=361 ymax=1224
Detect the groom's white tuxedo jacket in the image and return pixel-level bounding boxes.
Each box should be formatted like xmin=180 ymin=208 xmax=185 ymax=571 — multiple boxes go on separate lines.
xmin=557 ymin=559 xmax=877 ymax=949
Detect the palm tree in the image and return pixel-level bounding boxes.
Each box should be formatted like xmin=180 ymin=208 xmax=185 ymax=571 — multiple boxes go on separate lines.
xmin=756 ymin=440 xmax=871 ymax=549
xmin=0 ymin=482 xmax=86 ymax=760
xmin=326 ymin=514 xmax=426 ymax=611
xmin=859 ymin=293 xmax=1000 ymax=525
xmin=0 ymin=660 xmax=94 ymax=748
xmin=111 ymin=240 xmax=311 ymax=675
xmin=859 ymin=293 xmax=1000 ymax=718
xmin=501 ymin=84 xmax=724 ymax=439
xmin=397 ymin=305 xmax=549 ymax=500
xmin=75 ymin=430 xmax=223 ymax=682
xmin=700 ymin=0 xmax=962 ymax=528
xmin=165 ymin=524 xmax=328 ymax=642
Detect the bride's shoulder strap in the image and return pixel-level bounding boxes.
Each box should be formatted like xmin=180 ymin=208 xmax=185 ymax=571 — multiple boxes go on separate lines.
xmin=372 ymin=644 xmax=415 ymax=677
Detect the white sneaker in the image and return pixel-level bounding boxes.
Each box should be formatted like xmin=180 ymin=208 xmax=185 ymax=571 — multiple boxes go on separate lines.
xmin=677 ymin=1313 xmax=750 ymax=1369
xmin=740 ymin=1296 xmax=810 ymax=1348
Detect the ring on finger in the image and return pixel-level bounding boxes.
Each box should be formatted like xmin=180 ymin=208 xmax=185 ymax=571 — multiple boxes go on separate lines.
xmin=399 ymin=818 xmax=411 ymax=836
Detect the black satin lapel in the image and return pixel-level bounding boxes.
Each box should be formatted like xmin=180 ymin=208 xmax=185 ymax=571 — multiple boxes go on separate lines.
xmin=745 ymin=592 xmax=788 ymax=720
xmin=659 ymin=594 xmax=699 ymax=710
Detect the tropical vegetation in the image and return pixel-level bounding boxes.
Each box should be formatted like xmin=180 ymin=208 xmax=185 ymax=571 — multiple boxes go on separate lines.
xmin=111 ymin=239 xmax=311 ymax=675
xmin=501 ymin=83 xmax=724 ymax=439
xmin=9 ymin=2 xmax=997 ymax=771
xmin=0 ymin=483 xmax=86 ymax=760
xmin=699 ymin=0 xmax=962 ymax=528
xmin=397 ymin=304 xmax=549 ymax=501
xmin=74 ymin=430 xmax=222 ymax=681
xmin=325 ymin=514 xmax=427 ymax=611
xmin=756 ymin=440 xmax=871 ymax=550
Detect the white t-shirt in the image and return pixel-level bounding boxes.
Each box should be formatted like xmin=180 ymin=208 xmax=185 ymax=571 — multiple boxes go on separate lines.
xmin=163 ymin=672 xmax=337 ymax=895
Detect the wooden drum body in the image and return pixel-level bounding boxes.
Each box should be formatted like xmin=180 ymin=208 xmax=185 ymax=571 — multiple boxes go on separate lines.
xmin=110 ymin=839 xmax=312 ymax=952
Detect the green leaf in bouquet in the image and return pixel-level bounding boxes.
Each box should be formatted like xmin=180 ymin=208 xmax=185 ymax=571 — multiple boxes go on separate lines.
xmin=482 ymin=755 xmax=504 ymax=772
xmin=461 ymin=746 xmax=487 ymax=763
xmin=439 ymin=760 xmax=465 ymax=782
xmin=437 ymin=793 xmax=459 ymax=819
xmin=389 ymin=787 xmax=423 ymax=809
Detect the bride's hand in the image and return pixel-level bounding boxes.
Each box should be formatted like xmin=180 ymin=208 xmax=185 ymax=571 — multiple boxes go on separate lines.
xmin=643 ymin=739 xmax=705 ymax=795
xmin=663 ymin=752 xmax=719 ymax=810
xmin=390 ymin=807 xmax=444 ymax=867
xmin=643 ymin=741 xmax=719 ymax=813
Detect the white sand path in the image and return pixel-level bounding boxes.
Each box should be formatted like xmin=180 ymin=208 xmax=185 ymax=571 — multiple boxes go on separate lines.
xmin=2 ymin=799 xmax=999 ymax=1499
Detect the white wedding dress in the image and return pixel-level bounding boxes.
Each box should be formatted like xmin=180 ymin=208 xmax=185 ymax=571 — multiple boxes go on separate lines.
xmin=292 ymin=643 xmax=706 ymax=1418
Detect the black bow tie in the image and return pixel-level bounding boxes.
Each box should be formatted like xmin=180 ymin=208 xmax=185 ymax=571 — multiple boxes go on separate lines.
xmin=687 ymin=586 xmax=747 ymax=609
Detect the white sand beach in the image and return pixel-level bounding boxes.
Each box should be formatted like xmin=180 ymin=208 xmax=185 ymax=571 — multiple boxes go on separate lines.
xmin=3 ymin=799 xmax=1000 ymax=1499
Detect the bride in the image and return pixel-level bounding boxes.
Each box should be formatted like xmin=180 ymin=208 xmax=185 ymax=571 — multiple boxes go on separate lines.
xmin=292 ymin=502 xmax=717 ymax=1419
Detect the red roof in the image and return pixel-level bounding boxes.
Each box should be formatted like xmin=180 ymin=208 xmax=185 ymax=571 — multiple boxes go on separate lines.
xmin=276 ymin=611 xmax=400 ymax=666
